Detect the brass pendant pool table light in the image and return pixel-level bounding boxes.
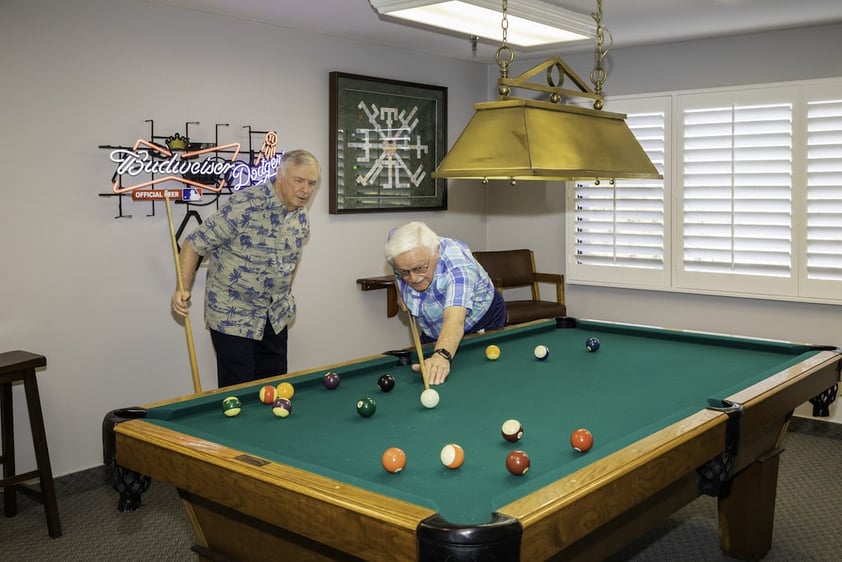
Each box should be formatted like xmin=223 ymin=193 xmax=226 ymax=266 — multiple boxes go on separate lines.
xmin=371 ymin=0 xmax=662 ymax=184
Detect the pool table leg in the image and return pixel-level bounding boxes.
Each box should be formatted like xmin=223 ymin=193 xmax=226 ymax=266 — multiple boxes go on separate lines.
xmin=102 ymin=408 xmax=152 ymax=512
xmin=717 ymin=447 xmax=782 ymax=561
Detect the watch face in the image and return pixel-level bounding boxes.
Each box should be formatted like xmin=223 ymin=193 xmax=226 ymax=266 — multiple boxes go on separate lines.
xmin=330 ymin=73 xmax=447 ymax=213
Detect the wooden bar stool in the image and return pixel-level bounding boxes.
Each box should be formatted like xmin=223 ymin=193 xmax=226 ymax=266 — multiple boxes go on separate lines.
xmin=0 ymin=350 xmax=61 ymax=537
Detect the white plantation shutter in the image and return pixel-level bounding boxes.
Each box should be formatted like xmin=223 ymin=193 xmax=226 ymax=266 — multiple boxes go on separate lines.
xmin=674 ymin=87 xmax=800 ymax=296
xmin=806 ymin=98 xmax=842 ymax=283
xmin=568 ymin=98 xmax=669 ymax=287
xmin=681 ymin=102 xmax=793 ymax=277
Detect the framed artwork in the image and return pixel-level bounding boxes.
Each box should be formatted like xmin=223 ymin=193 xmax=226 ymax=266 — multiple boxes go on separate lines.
xmin=329 ymin=72 xmax=447 ymax=214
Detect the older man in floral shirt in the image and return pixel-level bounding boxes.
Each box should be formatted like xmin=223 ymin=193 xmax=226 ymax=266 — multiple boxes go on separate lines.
xmin=171 ymin=149 xmax=320 ymax=387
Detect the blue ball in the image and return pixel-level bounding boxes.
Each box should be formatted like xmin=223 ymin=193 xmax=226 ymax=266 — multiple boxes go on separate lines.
xmin=586 ymin=337 xmax=601 ymax=352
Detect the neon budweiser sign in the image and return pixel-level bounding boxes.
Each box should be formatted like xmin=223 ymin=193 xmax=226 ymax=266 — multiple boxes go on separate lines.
xmin=109 ymin=130 xmax=281 ymax=194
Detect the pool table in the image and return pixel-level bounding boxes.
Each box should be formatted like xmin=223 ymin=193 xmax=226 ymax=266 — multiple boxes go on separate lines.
xmin=112 ymin=318 xmax=840 ymax=561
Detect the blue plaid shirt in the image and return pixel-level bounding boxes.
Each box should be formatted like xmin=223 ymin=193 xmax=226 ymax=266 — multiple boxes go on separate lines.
xmin=186 ymin=179 xmax=309 ymax=339
xmin=398 ymin=238 xmax=496 ymax=340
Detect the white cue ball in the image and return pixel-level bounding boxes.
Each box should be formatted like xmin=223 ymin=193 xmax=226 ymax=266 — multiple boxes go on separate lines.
xmin=534 ymin=344 xmax=550 ymax=360
xmin=420 ymin=388 xmax=440 ymax=409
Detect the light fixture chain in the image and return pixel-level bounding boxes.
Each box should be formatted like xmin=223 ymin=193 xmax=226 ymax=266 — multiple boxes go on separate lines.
xmin=501 ymin=0 xmax=508 ymax=46
xmin=590 ymin=0 xmax=612 ymax=109
xmin=495 ymin=0 xmax=514 ymax=85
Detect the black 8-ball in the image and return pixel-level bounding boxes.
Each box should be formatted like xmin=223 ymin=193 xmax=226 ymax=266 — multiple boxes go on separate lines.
xmin=377 ymin=373 xmax=396 ymax=392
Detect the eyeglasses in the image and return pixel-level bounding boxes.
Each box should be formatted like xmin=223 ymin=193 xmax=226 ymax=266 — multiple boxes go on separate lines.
xmin=393 ymin=253 xmax=434 ymax=279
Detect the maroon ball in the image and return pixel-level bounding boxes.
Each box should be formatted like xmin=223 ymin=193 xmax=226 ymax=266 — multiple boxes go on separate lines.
xmin=323 ymin=371 xmax=341 ymax=390
xmin=501 ymin=419 xmax=523 ymax=442
xmin=506 ymin=450 xmax=530 ymax=476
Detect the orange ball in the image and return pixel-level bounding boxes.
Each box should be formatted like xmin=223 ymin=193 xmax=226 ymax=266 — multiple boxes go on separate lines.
xmin=440 ymin=443 xmax=465 ymax=469
xmin=570 ymin=428 xmax=594 ymax=452
xmin=381 ymin=447 xmax=407 ymax=473
xmin=258 ymin=385 xmax=276 ymax=404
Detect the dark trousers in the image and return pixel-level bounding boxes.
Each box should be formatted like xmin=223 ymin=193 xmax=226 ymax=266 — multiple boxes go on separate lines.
xmin=210 ymin=319 xmax=288 ymax=388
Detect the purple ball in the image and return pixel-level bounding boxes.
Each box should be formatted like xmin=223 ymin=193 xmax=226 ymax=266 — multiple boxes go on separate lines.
xmin=323 ymin=371 xmax=341 ymax=390
xmin=271 ymin=398 xmax=292 ymax=418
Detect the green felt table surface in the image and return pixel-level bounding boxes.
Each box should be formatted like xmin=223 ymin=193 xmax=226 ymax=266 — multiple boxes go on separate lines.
xmin=144 ymin=319 xmax=819 ymax=525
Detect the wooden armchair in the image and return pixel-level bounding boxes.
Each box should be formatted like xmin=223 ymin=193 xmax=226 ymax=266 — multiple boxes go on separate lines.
xmin=472 ymin=249 xmax=566 ymax=325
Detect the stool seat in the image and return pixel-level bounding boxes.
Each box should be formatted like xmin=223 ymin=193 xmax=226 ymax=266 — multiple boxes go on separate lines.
xmin=0 ymin=350 xmax=61 ymax=538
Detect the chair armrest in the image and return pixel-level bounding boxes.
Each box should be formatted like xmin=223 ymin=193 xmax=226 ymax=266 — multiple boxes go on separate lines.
xmin=533 ymin=272 xmax=565 ymax=304
xmin=533 ymin=272 xmax=563 ymax=283
xmin=489 ymin=277 xmax=504 ymax=291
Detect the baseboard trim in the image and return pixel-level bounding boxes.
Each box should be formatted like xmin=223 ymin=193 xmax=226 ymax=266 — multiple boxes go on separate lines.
xmin=0 ymin=465 xmax=110 ymax=507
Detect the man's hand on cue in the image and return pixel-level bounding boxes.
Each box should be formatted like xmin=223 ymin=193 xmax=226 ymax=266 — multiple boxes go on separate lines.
xmin=413 ymin=353 xmax=451 ymax=385
xmin=171 ymin=290 xmax=191 ymax=318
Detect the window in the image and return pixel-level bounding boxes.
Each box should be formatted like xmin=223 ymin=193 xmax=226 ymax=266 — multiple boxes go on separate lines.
xmin=569 ymin=97 xmax=670 ymax=288
xmin=567 ymin=78 xmax=842 ymax=305
xmin=803 ymin=88 xmax=842 ymax=300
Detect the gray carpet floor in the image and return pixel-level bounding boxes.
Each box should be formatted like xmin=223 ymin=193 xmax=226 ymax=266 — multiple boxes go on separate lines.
xmin=2 ymin=420 xmax=841 ymax=561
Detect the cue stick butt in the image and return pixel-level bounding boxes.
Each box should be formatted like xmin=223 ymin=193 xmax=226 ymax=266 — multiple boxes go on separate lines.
xmin=182 ymin=315 xmax=202 ymax=393
xmin=164 ymin=194 xmax=202 ymax=393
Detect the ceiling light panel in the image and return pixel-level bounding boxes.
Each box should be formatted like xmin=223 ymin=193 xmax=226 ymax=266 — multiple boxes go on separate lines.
xmin=370 ymin=0 xmax=595 ymax=47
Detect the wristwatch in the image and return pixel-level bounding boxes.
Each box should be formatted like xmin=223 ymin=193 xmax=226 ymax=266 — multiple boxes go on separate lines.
xmin=434 ymin=348 xmax=452 ymax=362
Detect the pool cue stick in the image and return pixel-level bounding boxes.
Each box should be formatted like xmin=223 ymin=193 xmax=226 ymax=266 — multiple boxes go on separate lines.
xmin=164 ymin=193 xmax=202 ymax=393
xmin=407 ymin=314 xmax=431 ymax=391
xmin=395 ymin=287 xmax=430 ymax=390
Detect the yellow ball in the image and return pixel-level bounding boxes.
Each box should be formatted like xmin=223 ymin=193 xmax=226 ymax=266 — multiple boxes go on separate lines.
xmin=485 ymin=344 xmax=501 ymax=360
xmin=276 ymin=382 xmax=295 ymax=399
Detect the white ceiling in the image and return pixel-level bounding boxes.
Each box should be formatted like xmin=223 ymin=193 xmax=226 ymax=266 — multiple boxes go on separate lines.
xmin=143 ymin=0 xmax=842 ymax=61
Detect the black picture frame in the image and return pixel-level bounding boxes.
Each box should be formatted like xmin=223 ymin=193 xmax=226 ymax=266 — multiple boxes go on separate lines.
xmin=329 ymin=72 xmax=448 ymax=214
